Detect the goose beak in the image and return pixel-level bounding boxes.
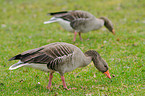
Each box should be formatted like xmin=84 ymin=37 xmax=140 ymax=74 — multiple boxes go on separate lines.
xmin=104 ymin=70 xmax=111 ymax=79
xmin=112 ymin=29 xmax=115 ymax=35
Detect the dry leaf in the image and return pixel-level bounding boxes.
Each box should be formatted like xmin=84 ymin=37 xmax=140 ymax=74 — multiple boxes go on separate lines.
xmin=116 ymin=38 xmax=120 ymax=41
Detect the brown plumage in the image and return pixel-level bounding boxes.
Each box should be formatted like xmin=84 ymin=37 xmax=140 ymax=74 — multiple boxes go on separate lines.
xmin=44 ymin=10 xmax=115 ymax=41
xmin=9 ymin=42 xmax=111 ymax=90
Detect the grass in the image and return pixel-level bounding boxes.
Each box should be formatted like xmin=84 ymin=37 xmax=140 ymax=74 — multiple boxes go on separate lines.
xmin=0 ymin=0 xmax=145 ymax=95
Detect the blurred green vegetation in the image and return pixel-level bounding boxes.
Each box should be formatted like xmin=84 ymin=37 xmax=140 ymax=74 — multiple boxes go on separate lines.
xmin=0 ymin=0 xmax=145 ymax=95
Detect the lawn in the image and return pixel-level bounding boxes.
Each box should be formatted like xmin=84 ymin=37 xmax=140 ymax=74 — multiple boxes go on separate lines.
xmin=0 ymin=0 xmax=145 ymax=95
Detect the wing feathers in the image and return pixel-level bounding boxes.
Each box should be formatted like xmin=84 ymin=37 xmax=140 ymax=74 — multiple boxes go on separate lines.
xmin=8 ymin=54 xmax=21 ymax=61
xmin=9 ymin=44 xmax=74 ymax=71
xmin=48 ymin=11 xmax=68 ymax=16
xmin=49 ymin=10 xmax=93 ymax=22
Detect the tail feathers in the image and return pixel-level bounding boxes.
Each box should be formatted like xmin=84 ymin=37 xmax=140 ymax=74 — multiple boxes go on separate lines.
xmin=44 ymin=17 xmax=61 ymax=24
xmin=9 ymin=61 xmax=26 ymax=70
xmin=48 ymin=11 xmax=68 ymax=16
xmin=8 ymin=54 xmax=21 ymax=61
xmin=44 ymin=20 xmax=56 ymax=24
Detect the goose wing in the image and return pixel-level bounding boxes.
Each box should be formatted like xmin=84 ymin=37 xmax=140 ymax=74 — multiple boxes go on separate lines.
xmin=49 ymin=10 xmax=94 ymax=27
xmin=9 ymin=43 xmax=74 ymax=70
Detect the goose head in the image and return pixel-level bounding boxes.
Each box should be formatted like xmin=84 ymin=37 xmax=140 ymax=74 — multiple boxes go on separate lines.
xmin=85 ymin=50 xmax=111 ymax=79
xmin=100 ymin=17 xmax=115 ymax=35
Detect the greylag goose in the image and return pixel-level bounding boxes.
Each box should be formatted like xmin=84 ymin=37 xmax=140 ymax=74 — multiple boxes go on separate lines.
xmin=44 ymin=10 xmax=115 ymax=41
xmin=9 ymin=42 xmax=111 ymax=90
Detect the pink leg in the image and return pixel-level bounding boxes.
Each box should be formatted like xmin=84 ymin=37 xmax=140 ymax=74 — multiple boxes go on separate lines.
xmin=46 ymin=73 xmax=53 ymax=89
xmin=61 ymin=76 xmax=69 ymax=90
xmin=79 ymin=32 xmax=82 ymax=41
xmin=73 ymin=31 xmax=77 ymax=42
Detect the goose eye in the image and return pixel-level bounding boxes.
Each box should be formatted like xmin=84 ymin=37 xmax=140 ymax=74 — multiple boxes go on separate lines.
xmin=104 ymin=65 xmax=107 ymax=68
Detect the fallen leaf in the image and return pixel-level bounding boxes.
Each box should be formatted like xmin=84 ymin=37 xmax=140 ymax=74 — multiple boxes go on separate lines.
xmin=116 ymin=38 xmax=120 ymax=41
xmin=137 ymin=65 xmax=143 ymax=68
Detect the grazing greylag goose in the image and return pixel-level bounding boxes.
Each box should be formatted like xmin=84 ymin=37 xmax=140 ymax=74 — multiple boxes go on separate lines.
xmin=9 ymin=42 xmax=111 ymax=90
xmin=44 ymin=10 xmax=115 ymax=41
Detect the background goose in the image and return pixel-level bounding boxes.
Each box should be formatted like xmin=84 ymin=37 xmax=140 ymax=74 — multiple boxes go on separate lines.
xmin=9 ymin=42 xmax=111 ymax=90
xmin=44 ymin=10 xmax=115 ymax=41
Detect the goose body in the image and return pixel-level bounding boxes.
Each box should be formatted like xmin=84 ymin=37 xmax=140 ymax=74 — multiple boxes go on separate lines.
xmin=44 ymin=10 xmax=115 ymax=41
xmin=9 ymin=42 xmax=111 ymax=90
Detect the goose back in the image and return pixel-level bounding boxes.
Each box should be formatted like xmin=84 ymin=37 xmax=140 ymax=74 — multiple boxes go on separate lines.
xmin=49 ymin=10 xmax=102 ymax=33
xmin=9 ymin=42 xmax=91 ymax=75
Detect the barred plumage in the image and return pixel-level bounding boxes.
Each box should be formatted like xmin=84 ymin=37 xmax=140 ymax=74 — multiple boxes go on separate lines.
xmin=9 ymin=42 xmax=74 ymax=71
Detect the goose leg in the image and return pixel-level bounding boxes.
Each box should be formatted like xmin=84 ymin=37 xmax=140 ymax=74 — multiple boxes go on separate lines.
xmin=79 ymin=32 xmax=82 ymax=41
xmin=46 ymin=72 xmax=53 ymax=89
xmin=61 ymin=76 xmax=70 ymax=90
xmin=73 ymin=31 xmax=77 ymax=42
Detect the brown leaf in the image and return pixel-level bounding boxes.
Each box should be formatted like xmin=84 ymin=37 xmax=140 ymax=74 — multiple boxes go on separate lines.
xmin=137 ymin=65 xmax=143 ymax=68
xmin=116 ymin=38 xmax=120 ymax=41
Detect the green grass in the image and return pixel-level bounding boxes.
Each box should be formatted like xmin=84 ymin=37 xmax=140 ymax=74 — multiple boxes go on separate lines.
xmin=0 ymin=0 xmax=145 ymax=95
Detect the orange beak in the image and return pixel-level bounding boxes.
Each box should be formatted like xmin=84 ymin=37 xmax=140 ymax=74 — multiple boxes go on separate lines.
xmin=104 ymin=70 xmax=111 ymax=79
xmin=112 ymin=29 xmax=115 ymax=35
